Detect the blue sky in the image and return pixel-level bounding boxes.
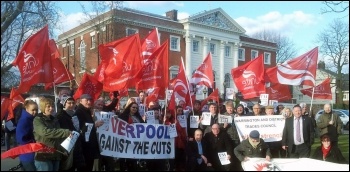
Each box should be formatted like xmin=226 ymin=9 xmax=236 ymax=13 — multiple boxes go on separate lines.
xmin=55 ymin=1 xmax=349 ymax=63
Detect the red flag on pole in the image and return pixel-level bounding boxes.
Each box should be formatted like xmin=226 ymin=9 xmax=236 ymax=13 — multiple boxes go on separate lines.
xmin=73 ymin=73 xmax=103 ymax=101
xmin=300 ymin=77 xmax=332 ymax=100
xmin=11 ymin=25 xmax=53 ymax=98
xmin=141 ymin=27 xmax=160 ymax=63
xmin=231 ymin=54 xmax=266 ymax=99
xmin=190 ymin=52 xmax=214 ymax=88
xmin=201 ymin=88 xmax=219 ymax=108
xmin=265 ymin=47 xmax=318 ymax=87
xmin=1 ymin=97 xmax=11 ymax=121
xmin=265 ymin=82 xmax=292 ymax=101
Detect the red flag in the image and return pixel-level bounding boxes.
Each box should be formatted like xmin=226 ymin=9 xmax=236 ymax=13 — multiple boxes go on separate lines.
xmin=173 ymin=58 xmax=191 ymax=107
xmin=1 ymin=97 xmax=11 ymax=121
xmin=201 ymin=88 xmax=219 ymax=108
xmin=6 ymin=88 xmax=25 ymax=120
xmin=141 ymin=27 xmax=160 ymax=63
xmin=266 ymin=82 xmax=292 ymax=101
xmin=1 ymin=143 xmax=55 ymax=159
xmin=190 ymin=52 xmax=214 ymax=88
xmin=11 ymin=25 xmax=53 ymax=97
xmin=231 ymin=54 xmax=266 ymax=99
xmin=265 ymin=47 xmax=318 ymax=87
xmin=145 ymin=87 xmax=166 ymax=106
xmin=136 ymin=41 xmax=169 ymax=90
xmin=167 ymin=90 xmax=176 ymax=111
xmin=101 ymin=34 xmax=143 ymax=91
xmin=93 ymin=62 xmax=107 ymax=82
xmin=45 ymin=40 xmax=73 ymax=90
xmin=73 ymin=73 xmax=103 ymax=101
xmin=300 ymin=78 xmax=332 ymax=100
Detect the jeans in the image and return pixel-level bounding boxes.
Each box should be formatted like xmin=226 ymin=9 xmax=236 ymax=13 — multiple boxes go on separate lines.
xmin=34 ymin=160 xmax=60 ymax=171
xmin=21 ymin=161 xmax=36 ymax=171
xmin=5 ymin=132 xmax=17 ymax=150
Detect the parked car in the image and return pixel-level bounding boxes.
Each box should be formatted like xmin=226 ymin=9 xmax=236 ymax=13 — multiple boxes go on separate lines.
xmin=315 ymin=109 xmax=349 ymax=130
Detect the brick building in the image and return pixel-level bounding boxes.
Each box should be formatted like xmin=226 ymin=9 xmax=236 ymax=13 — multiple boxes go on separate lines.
xmin=57 ymin=7 xmax=277 ymax=99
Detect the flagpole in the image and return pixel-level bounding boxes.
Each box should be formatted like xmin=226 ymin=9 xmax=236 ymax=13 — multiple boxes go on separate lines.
xmin=163 ymin=88 xmax=168 ymax=124
xmin=181 ymin=57 xmax=195 ymax=116
xmin=53 ymin=82 xmax=58 ymax=113
xmin=309 ymin=87 xmax=315 ymax=117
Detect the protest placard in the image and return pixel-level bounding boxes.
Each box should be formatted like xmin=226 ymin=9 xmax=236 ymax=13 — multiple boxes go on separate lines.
xmin=201 ymin=112 xmax=211 ymax=125
xmin=190 ymin=116 xmax=199 ymax=128
xmin=60 ymin=131 xmax=80 ymax=153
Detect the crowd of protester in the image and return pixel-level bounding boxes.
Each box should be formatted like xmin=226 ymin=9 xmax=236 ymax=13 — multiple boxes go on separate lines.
xmin=2 ymin=87 xmax=348 ymax=171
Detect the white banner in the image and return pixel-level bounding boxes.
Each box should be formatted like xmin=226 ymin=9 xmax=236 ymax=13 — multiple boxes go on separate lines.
xmin=242 ymin=158 xmax=349 ymax=171
xmin=234 ymin=115 xmax=285 ymax=142
xmin=97 ymin=117 xmax=175 ymax=159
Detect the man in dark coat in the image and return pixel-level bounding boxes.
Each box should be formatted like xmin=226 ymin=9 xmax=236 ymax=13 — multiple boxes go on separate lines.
xmin=282 ymin=105 xmax=315 ymax=158
xmin=202 ymin=124 xmax=233 ymax=171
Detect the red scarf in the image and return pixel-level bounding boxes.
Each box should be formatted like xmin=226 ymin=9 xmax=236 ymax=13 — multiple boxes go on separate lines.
xmin=322 ymin=145 xmax=331 ymax=159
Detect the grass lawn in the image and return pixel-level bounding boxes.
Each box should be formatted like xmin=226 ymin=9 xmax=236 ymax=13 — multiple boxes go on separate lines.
xmin=311 ymin=134 xmax=349 ymax=164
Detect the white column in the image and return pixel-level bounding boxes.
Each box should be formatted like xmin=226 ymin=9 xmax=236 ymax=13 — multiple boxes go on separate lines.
xmin=185 ymin=35 xmax=192 ymax=78
xmin=220 ymin=40 xmax=226 ymax=96
xmin=203 ymin=37 xmax=209 ymax=60
xmin=232 ymin=42 xmax=240 ymax=92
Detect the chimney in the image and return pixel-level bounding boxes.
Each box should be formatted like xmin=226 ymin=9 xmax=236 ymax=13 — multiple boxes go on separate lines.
xmin=166 ymin=10 xmax=178 ymax=21
xmin=318 ymin=61 xmax=325 ymax=69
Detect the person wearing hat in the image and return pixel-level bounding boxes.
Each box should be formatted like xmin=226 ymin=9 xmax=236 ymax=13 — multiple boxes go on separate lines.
xmin=234 ymin=130 xmax=271 ymax=163
xmin=74 ymin=94 xmax=102 ymax=171
xmin=265 ymin=105 xmax=274 ymax=115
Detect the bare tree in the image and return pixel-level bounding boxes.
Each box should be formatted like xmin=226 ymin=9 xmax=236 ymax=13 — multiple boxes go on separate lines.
xmin=317 ymin=19 xmax=349 ymax=108
xmin=1 ymin=1 xmax=60 ymax=89
xmin=321 ymin=1 xmax=349 ymax=14
xmin=250 ymin=29 xmax=298 ymax=64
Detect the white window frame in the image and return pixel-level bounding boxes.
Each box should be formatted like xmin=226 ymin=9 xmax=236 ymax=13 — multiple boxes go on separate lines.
xmin=79 ymin=41 xmax=86 ymax=73
xmin=209 ymin=43 xmax=216 ymax=55
xmin=91 ymin=36 xmax=96 ymax=49
xmin=298 ymin=94 xmax=303 ymax=100
xmin=192 ymin=40 xmax=199 ymax=53
xmin=264 ymin=52 xmax=271 ymax=64
xmin=238 ymin=48 xmax=245 ymax=61
xmin=343 ymin=93 xmax=348 ymax=100
xmin=126 ymin=27 xmax=138 ymax=36
xmin=70 ymin=42 xmax=74 ymax=56
xmin=170 ymin=35 xmax=180 ymax=52
xmin=169 ymin=66 xmax=179 ymax=79
xmin=224 ymin=46 xmax=231 ymax=58
xmin=251 ymin=50 xmax=258 ymax=60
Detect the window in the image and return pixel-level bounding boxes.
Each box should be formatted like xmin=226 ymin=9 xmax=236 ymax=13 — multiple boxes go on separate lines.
xmin=225 ymin=46 xmax=231 ymax=58
xmin=209 ymin=43 xmax=216 ymax=55
xmin=251 ymin=50 xmax=258 ymax=60
xmin=170 ymin=35 xmax=180 ymax=51
xmin=169 ymin=66 xmax=179 ymax=79
xmin=70 ymin=43 xmax=74 ymax=56
xmin=298 ymin=94 xmax=303 ymax=100
xmin=344 ymin=94 xmax=348 ymax=100
xmin=126 ymin=28 xmax=138 ymax=36
xmin=264 ymin=52 xmax=271 ymax=64
xmin=79 ymin=41 xmax=86 ymax=72
xmin=238 ymin=48 xmax=245 ymax=61
xmin=192 ymin=40 xmax=199 ymax=53
xmin=91 ymin=36 xmax=96 ymax=49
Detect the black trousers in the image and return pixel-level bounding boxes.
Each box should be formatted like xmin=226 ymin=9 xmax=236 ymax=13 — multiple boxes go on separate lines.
xmin=288 ymin=143 xmax=310 ymax=158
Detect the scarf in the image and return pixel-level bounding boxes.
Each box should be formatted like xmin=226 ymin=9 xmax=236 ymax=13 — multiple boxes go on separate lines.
xmin=249 ymin=137 xmax=260 ymax=148
xmin=65 ymin=109 xmax=75 ymax=117
xmin=322 ymin=145 xmax=331 ymax=159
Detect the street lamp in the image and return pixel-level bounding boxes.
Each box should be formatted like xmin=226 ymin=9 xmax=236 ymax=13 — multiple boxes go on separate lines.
xmin=203 ymin=87 xmax=208 ymax=99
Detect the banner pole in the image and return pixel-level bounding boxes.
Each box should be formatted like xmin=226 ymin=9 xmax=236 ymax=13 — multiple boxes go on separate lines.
xmin=53 ymin=82 xmax=58 ymax=113
xmin=181 ymin=57 xmax=194 ymax=116
xmin=309 ymin=87 xmax=315 ymax=117
xmin=163 ymin=88 xmax=168 ymax=124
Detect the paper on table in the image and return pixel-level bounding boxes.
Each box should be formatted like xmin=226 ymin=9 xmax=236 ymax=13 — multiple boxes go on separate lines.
xmin=60 ymin=131 xmax=80 ymax=153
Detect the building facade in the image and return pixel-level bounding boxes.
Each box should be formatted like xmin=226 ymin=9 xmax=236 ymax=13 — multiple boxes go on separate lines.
xmin=57 ymin=7 xmax=277 ymax=98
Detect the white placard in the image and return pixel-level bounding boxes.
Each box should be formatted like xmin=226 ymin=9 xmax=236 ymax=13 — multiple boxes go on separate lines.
xmin=225 ymin=88 xmax=235 ymax=100
xmin=201 ymin=112 xmax=211 ymax=125
xmin=260 ymin=94 xmax=269 ymax=106
xmin=95 ymin=111 xmax=114 ymax=131
xmin=168 ymin=123 xmax=177 ymax=138
xmin=60 ymin=131 xmax=80 ymax=153
xmin=218 ymin=152 xmax=231 ymax=165
xmin=166 ymin=90 xmax=173 ymax=101
xmin=177 ymin=115 xmax=187 ymax=128
xmin=218 ymin=114 xmax=232 ymax=124
xmin=158 ymin=100 xmax=165 ymax=108
xmin=145 ymin=111 xmax=155 ymax=124
xmin=5 ymin=120 xmax=16 ymax=131
xmin=190 ymin=116 xmax=199 ymax=128
xmin=85 ymin=123 xmax=94 ymax=142
xmin=139 ymin=104 xmax=145 ymax=117
xmin=72 ymin=116 xmax=80 ymax=131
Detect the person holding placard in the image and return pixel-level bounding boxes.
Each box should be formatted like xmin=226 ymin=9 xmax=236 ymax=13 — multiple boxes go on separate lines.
xmin=173 ymin=105 xmax=188 ymax=171
xmin=75 ymin=94 xmax=102 ymax=171
xmin=33 ymin=97 xmax=72 ymax=171
xmin=187 ymin=100 xmax=202 ymax=141
xmin=234 ymin=130 xmax=271 ymax=164
xmin=203 ymin=124 xmax=233 ymax=171
xmin=56 ymin=96 xmax=86 ymax=171
xmin=199 ymin=103 xmax=219 ymax=136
